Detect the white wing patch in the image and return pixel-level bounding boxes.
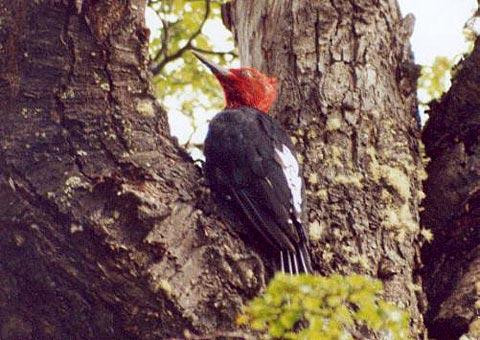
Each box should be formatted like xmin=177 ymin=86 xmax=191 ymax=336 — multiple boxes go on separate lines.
xmin=274 ymin=144 xmax=302 ymax=216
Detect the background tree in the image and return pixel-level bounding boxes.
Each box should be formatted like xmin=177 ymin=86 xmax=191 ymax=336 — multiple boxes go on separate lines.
xmin=421 ymin=34 xmax=480 ymax=339
xmin=148 ymin=0 xmax=237 ymax=152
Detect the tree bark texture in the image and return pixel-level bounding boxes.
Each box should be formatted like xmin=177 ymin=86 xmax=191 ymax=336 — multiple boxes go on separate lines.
xmin=0 ymin=1 xmax=264 ymax=338
xmin=223 ymin=0 xmax=426 ymax=337
xmin=421 ymin=36 xmax=480 ymax=340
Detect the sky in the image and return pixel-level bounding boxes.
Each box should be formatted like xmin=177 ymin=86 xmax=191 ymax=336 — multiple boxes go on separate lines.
xmin=146 ymin=0 xmax=478 ymax=151
xmin=398 ymin=0 xmax=477 ymax=65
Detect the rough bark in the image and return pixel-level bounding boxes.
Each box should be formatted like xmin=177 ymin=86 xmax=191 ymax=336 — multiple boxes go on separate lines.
xmin=421 ymin=36 xmax=480 ymax=339
xmin=223 ymin=0 xmax=426 ymax=337
xmin=0 ymin=1 xmax=263 ymax=338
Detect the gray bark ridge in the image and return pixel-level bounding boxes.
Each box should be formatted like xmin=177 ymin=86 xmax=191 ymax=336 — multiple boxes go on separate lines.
xmin=224 ymin=0 xmax=426 ymax=337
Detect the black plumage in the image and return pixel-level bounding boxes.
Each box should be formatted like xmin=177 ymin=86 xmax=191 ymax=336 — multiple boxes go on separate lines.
xmin=204 ymin=106 xmax=313 ymax=274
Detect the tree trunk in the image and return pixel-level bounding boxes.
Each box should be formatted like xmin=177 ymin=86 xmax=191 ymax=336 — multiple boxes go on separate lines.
xmin=223 ymin=0 xmax=426 ymax=337
xmin=421 ymin=36 xmax=480 ymax=339
xmin=0 ymin=1 xmax=262 ymax=338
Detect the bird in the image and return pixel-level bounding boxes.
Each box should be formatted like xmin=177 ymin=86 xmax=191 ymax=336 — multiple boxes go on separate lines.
xmin=193 ymin=51 xmax=313 ymax=274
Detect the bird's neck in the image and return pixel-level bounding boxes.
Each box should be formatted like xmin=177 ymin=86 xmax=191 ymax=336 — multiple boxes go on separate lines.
xmin=224 ymin=90 xmax=274 ymax=114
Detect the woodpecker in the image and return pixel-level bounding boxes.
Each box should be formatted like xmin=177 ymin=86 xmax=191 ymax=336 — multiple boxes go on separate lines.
xmin=194 ymin=52 xmax=313 ymax=274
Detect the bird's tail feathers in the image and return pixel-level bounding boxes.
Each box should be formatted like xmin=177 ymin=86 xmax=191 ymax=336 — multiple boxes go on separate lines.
xmin=298 ymin=242 xmax=313 ymax=274
xmin=279 ymin=244 xmax=313 ymax=275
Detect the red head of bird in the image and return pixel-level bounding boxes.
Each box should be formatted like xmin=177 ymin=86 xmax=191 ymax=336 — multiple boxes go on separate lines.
xmin=193 ymin=52 xmax=277 ymax=113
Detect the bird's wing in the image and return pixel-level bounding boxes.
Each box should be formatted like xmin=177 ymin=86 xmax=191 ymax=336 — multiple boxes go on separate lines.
xmin=204 ymin=109 xmax=308 ymax=253
xmin=254 ymin=113 xmax=309 ymax=246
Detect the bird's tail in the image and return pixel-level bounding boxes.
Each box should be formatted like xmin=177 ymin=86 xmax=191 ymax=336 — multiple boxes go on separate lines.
xmin=279 ymin=243 xmax=313 ymax=275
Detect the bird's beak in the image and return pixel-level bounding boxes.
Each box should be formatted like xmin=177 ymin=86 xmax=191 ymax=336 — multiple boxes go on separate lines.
xmin=192 ymin=51 xmax=230 ymax=77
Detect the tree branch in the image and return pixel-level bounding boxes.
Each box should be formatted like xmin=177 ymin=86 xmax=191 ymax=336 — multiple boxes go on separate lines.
xmin=190 ymin=46 xmax=238 ymax=58
xmin=150 ymin=0 xmax=211 ymax=75
xmin=158 ymin=17 xmax=170 ymax=61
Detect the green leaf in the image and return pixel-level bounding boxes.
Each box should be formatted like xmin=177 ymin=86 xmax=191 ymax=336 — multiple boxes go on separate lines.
xmin=239 ymin=273 xmax=411 ymax=339
xmin=280 ymin=309 xmax=301 ymax=329
xmin=418 ymin=56 xmax=453 ymax=103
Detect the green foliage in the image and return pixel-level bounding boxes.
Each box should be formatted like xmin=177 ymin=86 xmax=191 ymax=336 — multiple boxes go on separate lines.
xmin=417 ymin=27 xmax=478 ymax=105
xmin=417 ymin=56 xmax=453 ymax=103
xmin=147 ymin=0 xmax=237 ymax=146
xmin=463 ymin=27 xmax=476 ymax=55
xmin=238 ymin=273 xmax=410 ymax=340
